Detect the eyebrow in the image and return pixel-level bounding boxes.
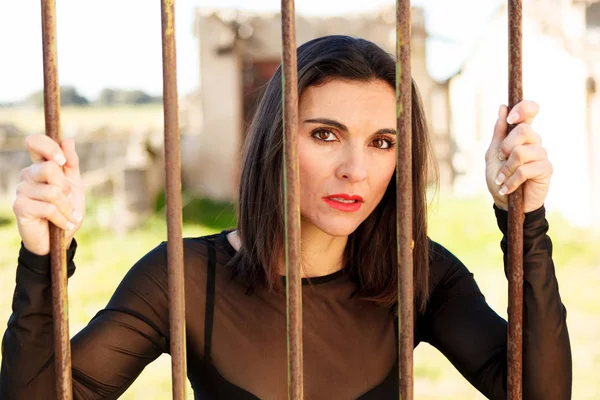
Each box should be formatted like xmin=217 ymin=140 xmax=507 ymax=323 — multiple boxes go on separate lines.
xmin=303 ymin=118 xmax=396 ymax=136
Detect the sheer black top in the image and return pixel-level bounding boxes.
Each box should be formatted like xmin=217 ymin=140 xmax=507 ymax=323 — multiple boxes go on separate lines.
xmin=0 ymin=206 xmax=572 ymax=399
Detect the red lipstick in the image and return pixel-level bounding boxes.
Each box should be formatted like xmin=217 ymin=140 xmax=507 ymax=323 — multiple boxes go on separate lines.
xmin=322 ymin=193 xmax=364 ymax=212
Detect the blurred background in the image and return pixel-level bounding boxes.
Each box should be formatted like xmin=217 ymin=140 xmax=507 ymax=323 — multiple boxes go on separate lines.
xmin=1 ymin=0 xmax=599 ymax=398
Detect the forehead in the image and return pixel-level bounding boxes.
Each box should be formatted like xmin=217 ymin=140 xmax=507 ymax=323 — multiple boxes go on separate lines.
xmin=299 ymin=79 xmax=396 ymax=122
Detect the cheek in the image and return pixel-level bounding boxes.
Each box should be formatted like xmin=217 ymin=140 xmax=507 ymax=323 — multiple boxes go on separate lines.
xmin=370 ymin=156 xmax=396 ymax=198
xmin=298 ymin=138 xmax=330 ymax=193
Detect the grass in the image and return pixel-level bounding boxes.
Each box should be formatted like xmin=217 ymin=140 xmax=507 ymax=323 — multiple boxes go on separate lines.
xmin=0 ymin=193 xmax=598 ymax=399
xmin=419 ymin=194 xmax=600 ymax=399
xmin=154 ymin=191 xmax=237 ymax=230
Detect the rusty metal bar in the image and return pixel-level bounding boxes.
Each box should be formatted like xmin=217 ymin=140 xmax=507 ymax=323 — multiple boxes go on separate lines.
xmin=160 ymin=1 xmax=187 ymax=399
xmin=507 ymin=1 xmax=525 ymax=399
xmin=396 ymin=1 xmax=414 ymax=399
xmin=281 ymin=0 xmax=303 ymax=399
xmin=41 ymin=1 xmax=73 ymax=399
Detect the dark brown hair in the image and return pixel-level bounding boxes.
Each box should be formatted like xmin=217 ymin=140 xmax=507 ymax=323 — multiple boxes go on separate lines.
xmin=232 ymin=35 xmax=435 ymax=313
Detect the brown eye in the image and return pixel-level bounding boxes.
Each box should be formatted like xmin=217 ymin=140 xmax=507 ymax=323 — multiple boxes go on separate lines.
xmin=312 ymin=129 xmax=336 ymax=142
xmin=372 ymin=138 xmax=392 ymax=149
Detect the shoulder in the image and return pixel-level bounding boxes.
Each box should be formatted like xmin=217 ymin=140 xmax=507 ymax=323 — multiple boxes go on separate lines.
xmin=426 ymin=238 xmax=480 ymax=299
xmin=183 ymin=231 xmax=233 ymax=263
xmin=182 ymin=231 xmax=236 ymax=279
xmin=427 ymin=238 xmax=463 ymax=279
xmin=143 ymin=231 xmax=232 ymax=261
xmin=428 ymin=239 xmax=459 ymax=267
xmin=126 ymin=231 xmax=234 ymax=282
xmin=102 ymin=232 xmax=237 ymax=336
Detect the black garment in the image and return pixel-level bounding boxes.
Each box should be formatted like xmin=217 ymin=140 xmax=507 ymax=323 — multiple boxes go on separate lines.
xmin=0 ymin=206 xmax=571 ymax=399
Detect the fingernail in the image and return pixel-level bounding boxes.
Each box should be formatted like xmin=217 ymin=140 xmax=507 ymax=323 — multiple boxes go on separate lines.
xmin=66 ymin=222 xmax=75 ymax=231
xmin=72 ymin=211 xmax=83 ymax=223
xmin=507 ymin=112 xmax=518 ymax=124
xmin=498 ymin=151 xmax=506 ymax=161
xmin=498 ymin=105 xmax=504 ymax=118
xmin=54 ymin=154 xmax=67 ymax=166
xmin=499 ymin=185 xmax=508 ymax=196
xmin=495 ymin=172 xmax=506 ymax=185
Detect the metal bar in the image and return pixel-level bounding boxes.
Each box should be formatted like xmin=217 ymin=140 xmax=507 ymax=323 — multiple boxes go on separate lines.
xmin=40 ymin=1 xmax=73 ymax=399
xmin=396 ymin=1 xmax=414 ymax=399
xmin=160 ymin=1 xmax=187 ymax=399
xmin=281 ymin=0 xmax=303 ymax=399
xmin=507 ymin=1 xmax=524 ymax=399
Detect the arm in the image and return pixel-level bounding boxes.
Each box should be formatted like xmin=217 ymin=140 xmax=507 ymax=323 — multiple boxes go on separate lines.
xmin=1 ymin=241 xmax=171 ymax=400
xmin=495 ymin=205 xmax=571 ymax=399
xmin=419 ymin=206 xmax=571 ymax=400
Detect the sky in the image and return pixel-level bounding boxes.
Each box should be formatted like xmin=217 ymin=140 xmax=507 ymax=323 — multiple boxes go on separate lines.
xmin=0 ymin=0 xmax=502 ymax=103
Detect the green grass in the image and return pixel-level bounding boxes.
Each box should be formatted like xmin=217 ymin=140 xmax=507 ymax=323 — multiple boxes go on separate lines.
xmin=422 ymin=194 xmax=600 ymax=399
xmin=0 ymin=193 xmax=598 ymax=399
xmin=154 ymin=190 xmax=237 ymax=231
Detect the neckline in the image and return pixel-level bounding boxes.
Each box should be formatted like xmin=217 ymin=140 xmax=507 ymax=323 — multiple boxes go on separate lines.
xmin=218 ymin=230 xmax=347 ymax=286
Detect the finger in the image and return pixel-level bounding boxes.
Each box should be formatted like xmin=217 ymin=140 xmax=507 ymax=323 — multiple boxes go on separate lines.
xmin=25 ymin=161 xmax=72 ymax=195
xmin=61 ymin=138 xmax=81 ymax=176
xmin=486 ymin=104 xmax=509 ymax=161
xmin=25 ymin=134 xmax=67 ymax=166
xmin=16 ymin=181 xmax=81 ymax=224
xmin=499 ymin=123 xmax=542 ymax=160
xmin=13 ymin=197 xmax=75 ymax=232
xmin=497 ymin=160 xmax=552 ymax=196
xmin=506 ymin=100 xmax=539 ymax=125
xmin=494 ymin=144 xmax=548 ymax=186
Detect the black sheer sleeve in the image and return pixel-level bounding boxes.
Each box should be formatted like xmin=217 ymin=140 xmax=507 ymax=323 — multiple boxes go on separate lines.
xmin=418 ymin=206 xmax=572 ymax=399
xmin=1 ymin=241 xmax=171 ymax=400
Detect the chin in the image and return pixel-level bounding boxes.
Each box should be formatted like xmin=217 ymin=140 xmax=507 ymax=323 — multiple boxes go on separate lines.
xmin=310 ymin=217 xmax=364 ymax=237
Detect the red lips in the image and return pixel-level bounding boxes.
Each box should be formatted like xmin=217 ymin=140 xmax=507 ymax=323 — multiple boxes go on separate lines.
xmin=326 ymin=193 xmax=363 ymax=201
xmin=322 ymin=193 xmax=364 ymax=212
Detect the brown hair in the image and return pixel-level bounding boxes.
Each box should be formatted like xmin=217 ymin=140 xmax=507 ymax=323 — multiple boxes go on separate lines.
xmin=231 ymin=35 xmax=436 ymax=313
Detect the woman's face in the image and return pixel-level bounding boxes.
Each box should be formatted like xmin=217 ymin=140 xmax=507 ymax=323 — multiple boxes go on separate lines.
xmin=297 ymin=78 xmax=397 ymax=237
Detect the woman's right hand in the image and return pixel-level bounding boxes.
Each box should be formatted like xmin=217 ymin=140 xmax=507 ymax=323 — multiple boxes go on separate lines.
xmin=13 ymin=135 xmax=86 ymax=256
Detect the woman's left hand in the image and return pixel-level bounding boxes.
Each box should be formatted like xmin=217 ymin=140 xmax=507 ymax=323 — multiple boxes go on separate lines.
xmin=485 ymin=100 xmax=553 ymax=213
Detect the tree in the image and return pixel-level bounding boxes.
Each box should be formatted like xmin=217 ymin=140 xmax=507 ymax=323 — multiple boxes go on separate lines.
xmin=97 ymin=88 xmax=117 ymax=106
xmin=24 ymin=86 xmax=89 ymax=107
xmin=60 ymin=86 xmax=89 ymax=106
xmin=95 ymin=89 xmax=161 ymax=105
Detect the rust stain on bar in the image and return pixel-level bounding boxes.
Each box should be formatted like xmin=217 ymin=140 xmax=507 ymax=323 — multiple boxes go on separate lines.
xmin=396 ymin=1 xmax=414 ymax=399
xmin=41 ymin=1 xmax=73 ymax=399
xmin=507 ymin=1 xmax=524 ymax=399
xmin=160 ymin=1 xmax=187 ymax=399
xmin=281 ymin=0 xmax=303 ymax=398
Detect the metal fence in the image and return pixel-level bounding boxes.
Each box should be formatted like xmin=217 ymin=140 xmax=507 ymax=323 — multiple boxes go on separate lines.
xmin=41 ymin=0 xmax=524 ymax=399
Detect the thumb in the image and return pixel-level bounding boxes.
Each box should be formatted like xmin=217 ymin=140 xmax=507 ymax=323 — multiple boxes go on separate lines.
xmin=490 ymin=104 xmax=509 ymax=150
xmin=61 ymin=138 xmax=80 ymax=177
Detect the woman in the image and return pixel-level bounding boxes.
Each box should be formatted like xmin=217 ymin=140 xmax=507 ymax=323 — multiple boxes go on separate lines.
xmin=0 ymin=36 xmax=571 ymax=399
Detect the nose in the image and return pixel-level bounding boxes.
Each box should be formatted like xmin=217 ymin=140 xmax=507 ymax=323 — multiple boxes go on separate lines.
xmin=335 ymin=146 xmax=368 ymax=183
